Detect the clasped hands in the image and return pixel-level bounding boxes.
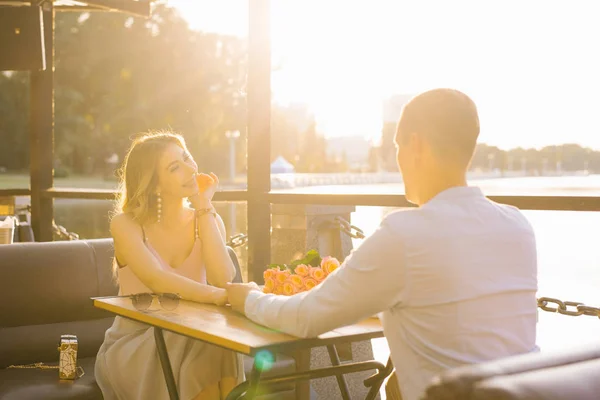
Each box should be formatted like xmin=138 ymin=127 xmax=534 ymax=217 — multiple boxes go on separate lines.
xmin=216 ymin=282 xmax=260 ymax=315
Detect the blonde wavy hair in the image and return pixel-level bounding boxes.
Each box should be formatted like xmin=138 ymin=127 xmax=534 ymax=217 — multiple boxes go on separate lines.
xmin=113 ymin=131 xmax=190 ymax=225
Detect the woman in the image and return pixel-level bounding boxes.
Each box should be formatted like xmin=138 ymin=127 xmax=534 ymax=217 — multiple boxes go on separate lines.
xmin=95 ymin=131 xmax=244 ymax=400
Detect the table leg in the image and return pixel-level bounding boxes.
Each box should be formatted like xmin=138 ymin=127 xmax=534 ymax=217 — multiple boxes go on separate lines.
xmin=154 ymin=327 xmax=180 ymax=400
xmin=326 ymin=345 xmax=351 ymax=400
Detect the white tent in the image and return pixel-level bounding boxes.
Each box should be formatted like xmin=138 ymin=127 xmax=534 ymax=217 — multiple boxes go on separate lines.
xmin=270 ymin=156 xmax=295 ymax=174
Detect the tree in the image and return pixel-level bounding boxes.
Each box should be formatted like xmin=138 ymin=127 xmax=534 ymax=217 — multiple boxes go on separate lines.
xmin=0 ymin=6 xmax=248 ymax=176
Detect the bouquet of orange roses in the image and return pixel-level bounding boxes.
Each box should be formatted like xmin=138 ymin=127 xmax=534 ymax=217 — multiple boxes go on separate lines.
xmin=262 ymin=250 xmax=341 ymax=296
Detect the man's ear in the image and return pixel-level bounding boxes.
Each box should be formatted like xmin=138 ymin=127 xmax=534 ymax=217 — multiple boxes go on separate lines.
xmin=408 ymin=132 xmax=423 ymax=166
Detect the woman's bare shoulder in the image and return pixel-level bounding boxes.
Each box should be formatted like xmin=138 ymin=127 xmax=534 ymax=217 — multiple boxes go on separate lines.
xmin=110 ymin=213 xmax=141 ymax=238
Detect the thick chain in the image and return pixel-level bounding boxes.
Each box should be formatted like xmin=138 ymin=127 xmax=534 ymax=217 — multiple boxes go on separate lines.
xmin=227 ymin=233 xmax=248 ymax=248
xmin=337 ymin=226 xmax=599 ymax=320
xmin=335 ymin=216 xmax=366 ymax=239
xmin=52 ymin=222 xmax=80 ymax=241
xmin=537 ymin=297 xmax=600 ymax=318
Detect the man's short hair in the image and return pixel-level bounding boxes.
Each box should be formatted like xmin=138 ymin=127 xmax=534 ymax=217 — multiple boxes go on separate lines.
xmin=396 ymin=88 xmax=480 ymax=168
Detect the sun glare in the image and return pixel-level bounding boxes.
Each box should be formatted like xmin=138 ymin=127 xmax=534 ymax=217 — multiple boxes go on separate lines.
xmin=171 ymin=0 xmax=600 ymax=149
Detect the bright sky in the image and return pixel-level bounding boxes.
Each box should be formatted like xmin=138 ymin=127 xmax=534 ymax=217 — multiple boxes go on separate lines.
xmin=169 ymin=0 xmax=600 ymax=150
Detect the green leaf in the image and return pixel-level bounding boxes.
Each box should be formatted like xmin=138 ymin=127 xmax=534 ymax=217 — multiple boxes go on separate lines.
xmin=266 ymin=263 xmax=287 ymax=271
xmin=289 ymin=249 xmax=322 ymax=269
xmin=267 ymin=249 xmax=324 ymax=274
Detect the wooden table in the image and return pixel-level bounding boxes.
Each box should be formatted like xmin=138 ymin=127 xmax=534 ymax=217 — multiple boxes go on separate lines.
xmin=93 ymin=296 xmax=392 ymax=400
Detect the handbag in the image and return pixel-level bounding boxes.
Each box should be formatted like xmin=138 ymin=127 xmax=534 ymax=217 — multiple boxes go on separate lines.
xmin=6 ymin=334 xmax=85 ymax=380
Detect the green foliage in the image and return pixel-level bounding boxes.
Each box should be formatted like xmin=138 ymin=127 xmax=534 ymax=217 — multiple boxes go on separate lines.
xmin=267 ymin=248 xmax=322 ymax=273
xmin=0 ymin=6 xmax=248 ymax=175
xmin=53 ymin=166 xmax=70 ymax=178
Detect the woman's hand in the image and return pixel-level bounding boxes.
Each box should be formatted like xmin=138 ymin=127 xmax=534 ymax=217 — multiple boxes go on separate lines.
xmin=190 ymin=172 xmax=219 ymax=209
xmin=212 ymin=288 xmax=228 ymax=307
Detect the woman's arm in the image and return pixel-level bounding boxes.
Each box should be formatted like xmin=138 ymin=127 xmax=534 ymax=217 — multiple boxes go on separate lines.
xmin=190 ymin=173 xmax=237 ymax=288
xmin=193 ymin=203 xmax=237 ymax=288
xmin=111 ymin=213 xmax=227 ymax=305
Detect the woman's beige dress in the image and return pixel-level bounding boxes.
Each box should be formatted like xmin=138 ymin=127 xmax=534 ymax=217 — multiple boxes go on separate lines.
xmin=95 ymin=219 xmax=244 ymax=400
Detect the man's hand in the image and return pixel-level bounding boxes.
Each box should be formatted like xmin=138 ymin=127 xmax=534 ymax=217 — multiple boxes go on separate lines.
xmin=225 ymin=282 xmax=260 ymax=315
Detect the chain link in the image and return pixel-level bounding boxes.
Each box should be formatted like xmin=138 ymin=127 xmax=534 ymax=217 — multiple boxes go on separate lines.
xmin=7 ymin=362 xmax=58 ymax=370
xmin=7 ymin=362 xmax=85 ymax=378
xmin=335 ymin=216 xmax=366 ymax=239
xmin=52 ymin=222 xmax=80 ymax=241
xmin=227 ymin=233 xmax=248 ymax=248
xmin=537 ymin=297 xmax=600 ymax=319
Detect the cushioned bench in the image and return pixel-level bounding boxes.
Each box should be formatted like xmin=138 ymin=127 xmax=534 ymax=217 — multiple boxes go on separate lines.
xmin=0 ymin=239 xmax=296 ymax=400
xmin=423 ymin=342 xmax=600 ymax=400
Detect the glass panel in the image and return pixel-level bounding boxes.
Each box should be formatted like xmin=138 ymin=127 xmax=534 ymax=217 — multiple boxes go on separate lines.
xmin=50 ymin=2 xmax=248 ymax=191
xmin=52 ymin=199 xmax=249 ymax=280
xmin=0 ymin=71 xmax=29 ymax=188
xmin=268 ymin=1 xmax=600 ymax=197
xmin=54 ymin=199 xmax=112 ymax=239
xmin=215 ymin=202 xmax=248 ymax=282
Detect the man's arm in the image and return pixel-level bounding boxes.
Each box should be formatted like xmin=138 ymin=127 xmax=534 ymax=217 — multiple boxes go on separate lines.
xmin=245 ymin=217 xmax=406 ymax=338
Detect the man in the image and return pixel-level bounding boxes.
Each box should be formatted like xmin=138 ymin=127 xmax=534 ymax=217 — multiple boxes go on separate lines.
xmin=227 ymin=88 xmax=538 ymax=400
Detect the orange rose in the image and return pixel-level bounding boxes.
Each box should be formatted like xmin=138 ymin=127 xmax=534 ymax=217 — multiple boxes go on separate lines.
xmin=263 ymin=268 xmax=276 ymax=281
xmin=321 ymin=256 xmax=340 ymax=275
xmin=310 ymin=267 xmax=326 ymax=282
xmin=289 ymin=274 xmax=304 ymax=288
xmin=273 ymin=285 xmax=284 ymax=295
xmin=263 ymin=285 xmax=273 ymax=294
xmin=303 ymin=277 xmax=318 ymax=291
xmin=282 ymin=281 xmax=298 ymax=296
xmin=294 ymin=264 xmax=310 ymax=277
xmin=263 ymin=277 xmax=275 ymax=293
xmin=275 ymin=270 xmax=290 ymax=284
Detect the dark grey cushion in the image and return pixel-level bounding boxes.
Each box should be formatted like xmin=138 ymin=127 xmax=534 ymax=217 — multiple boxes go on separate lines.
xmin=0 ymin=240 xmax=118 ymax=369
xmin=0 ymin=357 xmax=102 ymax=400
xmin=424 ymin=342 xmax=600 ymax=400
xmin=0 ymin=239 xmax=118 ymax=328
xmin=471 ymin=357 xmax=600 ymax=400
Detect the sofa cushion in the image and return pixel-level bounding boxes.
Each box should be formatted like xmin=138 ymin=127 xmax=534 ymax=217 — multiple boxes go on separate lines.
xmin=0 ymin=239 xmax=118 ymax=328
xmin=0 ymin=356 xmax=102 ymax=400
xmin=471 ymin=357 xmax=600 ymax=400
xmin=423 ymin=342 xmax=600 ymax=400
xmin=0 ymin=318 xmax=114 ymax=369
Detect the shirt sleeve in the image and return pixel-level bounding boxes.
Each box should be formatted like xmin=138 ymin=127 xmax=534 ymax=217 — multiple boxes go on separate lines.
xmin=244 ymin=215 xmax=406 ymax=338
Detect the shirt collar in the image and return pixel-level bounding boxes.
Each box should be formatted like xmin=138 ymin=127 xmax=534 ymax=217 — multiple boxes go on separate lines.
xmin=422 ymin=186 xmax=484 ymax=207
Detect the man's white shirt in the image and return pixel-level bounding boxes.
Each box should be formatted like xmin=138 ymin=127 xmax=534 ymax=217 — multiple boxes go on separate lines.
xmin=245 ymin=186 xmax=538 ymax=400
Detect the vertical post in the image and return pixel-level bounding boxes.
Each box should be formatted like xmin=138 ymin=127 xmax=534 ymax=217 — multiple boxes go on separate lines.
xmin=247 ymin=0 xmax=271 ymax=283
xmin=30 ymin=4 xmax=54 ymax=242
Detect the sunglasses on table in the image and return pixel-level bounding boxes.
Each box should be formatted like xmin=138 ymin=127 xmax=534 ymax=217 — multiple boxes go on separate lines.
xmin=129 ymin=292 xmax=181 ymax=311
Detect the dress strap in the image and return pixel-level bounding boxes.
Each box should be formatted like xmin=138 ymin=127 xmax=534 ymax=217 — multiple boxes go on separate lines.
xmin=115 ymin=255 xmax=127 ymax=269
xmin=194 ymin=210 xmax=199 ymax=239
xmin=141 ymin=224 xmax=148 ymax=242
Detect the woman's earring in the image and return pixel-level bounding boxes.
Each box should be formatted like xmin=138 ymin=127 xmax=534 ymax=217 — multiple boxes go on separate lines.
xmin=156 ymin=192 xmax=162 ymax=223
